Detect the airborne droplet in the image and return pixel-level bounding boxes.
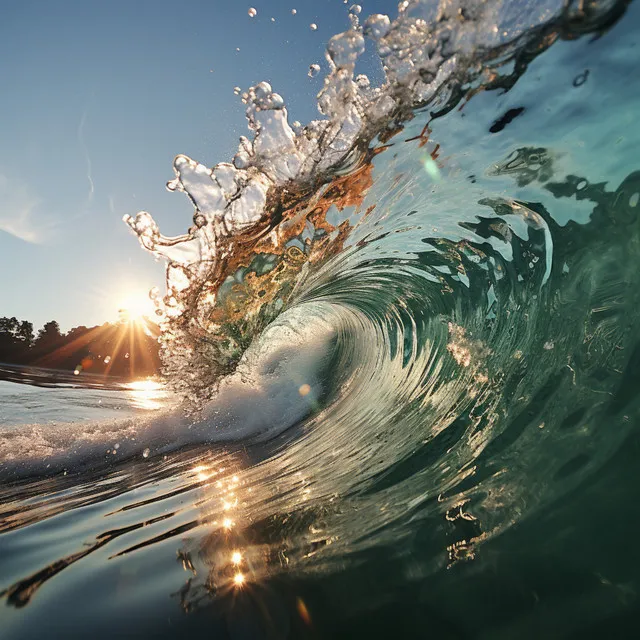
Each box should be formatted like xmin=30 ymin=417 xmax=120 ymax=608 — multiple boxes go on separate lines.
xmin=308 ymin=63 xmax=321 ymax=78
xmin=355 ymin=74 xmax=370 ymax=89
xmin=248 ymin=7 xmax=257 ymax=18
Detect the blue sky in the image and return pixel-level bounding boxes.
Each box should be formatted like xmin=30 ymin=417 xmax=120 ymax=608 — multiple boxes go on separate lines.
xmin=0 ymin=0 xmax=396 ymax=331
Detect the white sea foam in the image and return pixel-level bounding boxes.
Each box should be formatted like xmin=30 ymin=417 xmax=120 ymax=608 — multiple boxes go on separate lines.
xmin=0 ymin=306 xmax=336 ymax=475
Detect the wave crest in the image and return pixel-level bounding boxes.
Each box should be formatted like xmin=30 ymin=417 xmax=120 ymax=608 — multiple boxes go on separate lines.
xmin=124 ymin=0 xmax=629 ymax=406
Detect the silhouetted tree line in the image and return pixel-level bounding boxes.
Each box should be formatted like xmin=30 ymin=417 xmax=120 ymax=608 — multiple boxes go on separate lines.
xmin=0 ymin=316 xmax=161 ymax=378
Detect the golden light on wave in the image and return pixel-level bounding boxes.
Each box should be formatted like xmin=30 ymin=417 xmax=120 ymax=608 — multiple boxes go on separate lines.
xmin=231 ymin=551 xmax=243 ymax=565
xmin=296 ymin=597 xmax=312 ymax=626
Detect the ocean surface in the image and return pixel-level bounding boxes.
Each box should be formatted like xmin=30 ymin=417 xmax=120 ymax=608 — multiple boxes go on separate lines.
xmin=2 ymin=1 xmax=640 ymax=637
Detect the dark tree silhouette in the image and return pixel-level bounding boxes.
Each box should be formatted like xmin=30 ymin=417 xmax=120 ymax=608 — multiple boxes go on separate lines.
xmin=0 ymin=316 xmax=161 ymax=379
xmin=35 ymin=321 xmax=62 ymax=346
xmin=0 ymin=317 xmax=33 ymax=364
xmin=17 ymin=321 xmax=34 ymax=347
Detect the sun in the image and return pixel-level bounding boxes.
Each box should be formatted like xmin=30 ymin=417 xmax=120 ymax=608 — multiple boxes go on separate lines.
xmin=117 ymin=290 xmax=155 ymax=323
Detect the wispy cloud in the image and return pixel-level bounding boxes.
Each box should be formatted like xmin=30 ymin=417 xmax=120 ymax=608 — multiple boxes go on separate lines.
xmin=0 ymin=174 xmax=49 ymax=243
xmin=77 ymin=109 xmax=95 ymax=205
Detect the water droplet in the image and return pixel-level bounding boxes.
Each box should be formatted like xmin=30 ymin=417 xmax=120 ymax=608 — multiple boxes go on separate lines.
xmin=349 ymin=4 xmax=362 ymax=14
xmin=233 ymin=86 xmax=241 ymax=95
xmin=248 ymin=7 xmax=257 ymax=18
xmin=143 ymin=448 xmax=150 ymax=458
xmin=355 ymin=74 xmax=370 ymax=89
xmin=630 ymin=192 xmax=639 ymax=208
xmin=308 ymin=63 xmax=321 ymax=78
xmin=310 ymin=23 xmax=318 ymax=31
xmin=327 ymin=31 xmax=365 ymax=67
xmin=271 ymin=17 xmax=275 ymax=22
xmin=291 ymin=8 xmax=297 ymax=15
xmin=364 ymin=14 xmax=391 ymax=40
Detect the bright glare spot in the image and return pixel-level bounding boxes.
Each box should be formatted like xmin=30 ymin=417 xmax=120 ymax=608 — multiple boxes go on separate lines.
xmin=128 ymin=379 xmax=162 ymax=392
xmin=233 ymin=572 xmax=245 ymax=586
xmin=231 ymin=551 xmax=242 ymax=565
xmin=423 ymin=156 xmax=441 ymax=181
xmin=299 ymin=383 xmax=311 ymax=396
xmin=126 ymin=379 xmax=165 ymax=410
xmin=118 ymin=290 xmax=155 ymax=322
xmin=223 ymin=518 xmax=234 ymax=530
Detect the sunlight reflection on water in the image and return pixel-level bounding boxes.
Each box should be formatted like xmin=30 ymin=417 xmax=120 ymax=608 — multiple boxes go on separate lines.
xmin=124 ymin=379 xmax=169 ymax=410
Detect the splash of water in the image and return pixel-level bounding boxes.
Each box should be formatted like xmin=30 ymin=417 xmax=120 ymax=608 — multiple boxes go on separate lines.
xmin=124 ymin=0 xmax=629 ymax=407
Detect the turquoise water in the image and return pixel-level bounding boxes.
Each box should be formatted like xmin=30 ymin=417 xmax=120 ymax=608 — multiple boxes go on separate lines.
xmin=2 ymin=1 xmax=640 ymax=637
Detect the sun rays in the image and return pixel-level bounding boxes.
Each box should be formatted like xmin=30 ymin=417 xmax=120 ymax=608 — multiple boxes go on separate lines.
xmin=31 ymin=292 xmax=161 ymax=380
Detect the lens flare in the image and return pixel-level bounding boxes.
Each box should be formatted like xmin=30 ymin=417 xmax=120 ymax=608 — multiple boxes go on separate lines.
xmin=233 ymin=573 xmax=245 ymax=587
